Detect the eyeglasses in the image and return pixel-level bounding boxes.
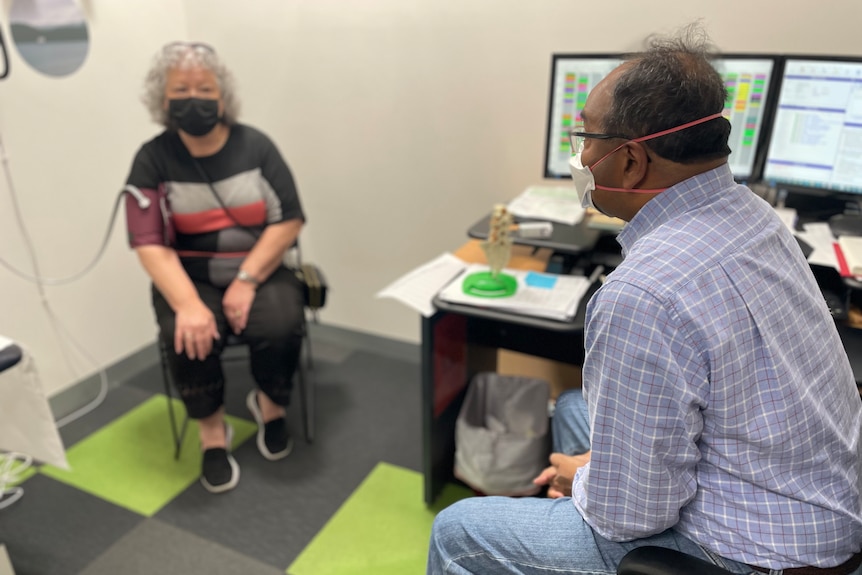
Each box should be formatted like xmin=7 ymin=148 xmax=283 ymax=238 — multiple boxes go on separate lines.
xmin=568 ymin=124 xmax=632 ymax=154
xmin=164 ymin=41 xmax=216 ymax=54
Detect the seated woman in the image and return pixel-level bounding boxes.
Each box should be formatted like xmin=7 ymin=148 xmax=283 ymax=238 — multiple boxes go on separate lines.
xmin=124 ymin=42 xmax=305 ymax=494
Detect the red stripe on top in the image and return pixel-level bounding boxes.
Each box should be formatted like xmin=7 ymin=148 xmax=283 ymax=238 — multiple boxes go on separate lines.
xmin=172 ymin=200 xmax=267 ymax=234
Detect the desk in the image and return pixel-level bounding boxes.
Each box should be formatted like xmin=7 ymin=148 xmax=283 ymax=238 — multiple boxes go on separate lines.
xmin=421 ymin=241 xmax=599 ymax=504
xmin=421 ymin=233 xmax=862 ymax=505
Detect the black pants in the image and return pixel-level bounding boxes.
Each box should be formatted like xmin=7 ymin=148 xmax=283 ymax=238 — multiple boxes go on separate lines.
xmin=153 ymin=266 xmax=305 ymax=419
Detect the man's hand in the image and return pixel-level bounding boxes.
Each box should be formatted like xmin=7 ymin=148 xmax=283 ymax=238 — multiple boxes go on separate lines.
xmin=532 ymin=451 xmax=591 ymax=498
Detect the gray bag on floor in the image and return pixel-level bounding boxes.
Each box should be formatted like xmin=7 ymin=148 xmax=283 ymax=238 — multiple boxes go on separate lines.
xmin=454 ymin=372 xmax=550 ymax=496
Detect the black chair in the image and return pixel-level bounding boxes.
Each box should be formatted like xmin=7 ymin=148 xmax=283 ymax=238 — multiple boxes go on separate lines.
xmin=159 ymin=248 xmax=323 ymax=459
xmin=617 ymin=546 xmax=734 ymax=575
xmin=159 ymin=317 xmax=315 ymax=460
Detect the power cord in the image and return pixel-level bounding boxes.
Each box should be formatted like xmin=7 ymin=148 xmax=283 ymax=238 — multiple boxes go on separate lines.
xmin=0 ymin=132 xmax=135 ymax=430
xmin=0 ymin=452 xmax=31 ymax=510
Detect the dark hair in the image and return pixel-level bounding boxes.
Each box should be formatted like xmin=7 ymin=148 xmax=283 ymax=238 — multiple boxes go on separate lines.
xmin=603 ymin=24 xmax=731 ymax=163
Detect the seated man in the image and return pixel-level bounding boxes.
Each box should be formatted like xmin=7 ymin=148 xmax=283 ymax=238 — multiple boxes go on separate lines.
xmin=427 ymin=26 xmax=862 ymax=575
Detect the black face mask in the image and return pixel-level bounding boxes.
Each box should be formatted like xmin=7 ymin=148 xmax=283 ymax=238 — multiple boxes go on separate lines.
xmin=168 ymin=97 xmax=221 ymax=136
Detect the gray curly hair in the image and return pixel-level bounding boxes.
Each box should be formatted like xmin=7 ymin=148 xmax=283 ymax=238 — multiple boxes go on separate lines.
xmin=603 ymin=23 xmax=730 ymax=163
xmin=141 ymin=42 xmax=240 ymax=128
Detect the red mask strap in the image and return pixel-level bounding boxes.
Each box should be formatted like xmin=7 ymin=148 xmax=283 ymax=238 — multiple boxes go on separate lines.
xmin=590 ymin=113 xmax=724 ymax=194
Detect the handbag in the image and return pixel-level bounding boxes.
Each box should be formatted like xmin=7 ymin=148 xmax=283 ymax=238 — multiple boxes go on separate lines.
xmin=295 ymin=263 xmax=328 ymax=310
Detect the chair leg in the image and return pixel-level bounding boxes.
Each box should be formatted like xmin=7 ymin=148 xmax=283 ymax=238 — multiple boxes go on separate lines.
xmin=305 ymin=356 xmax=315 ymax=443
xmin=296 ymin=352 xmax=313 ymax=444
xmin=176 ymin=414 xmax=189 ymax=459
xmin=295 ymin=314 xmax=316 ymax=443
xmin=305 ymin=319 xmax=316 ymax=442
xmin=159 ymin=339 xmax=189 ymax=460
xmin=305 ymin=332 xmax=315 ymax=372
xmin=165 ymin=394 xmax=181 ymax=460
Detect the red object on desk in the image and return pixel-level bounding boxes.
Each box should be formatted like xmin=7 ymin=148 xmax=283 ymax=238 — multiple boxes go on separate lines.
xmin=835 ymin=242 xmax=852 ymax=277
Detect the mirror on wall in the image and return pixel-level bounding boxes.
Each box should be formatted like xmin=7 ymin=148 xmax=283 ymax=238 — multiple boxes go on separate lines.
xmin=9 ymin=0 xmax=88 ymax=77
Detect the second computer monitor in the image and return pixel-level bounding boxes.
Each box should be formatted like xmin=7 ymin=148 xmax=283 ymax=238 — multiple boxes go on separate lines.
xmin=763 ymin=56 xmax=862 ymax=196
xmin=543 ymin=53 xmax=778 ymax=182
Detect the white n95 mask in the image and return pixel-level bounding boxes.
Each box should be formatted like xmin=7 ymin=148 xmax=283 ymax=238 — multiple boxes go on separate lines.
xmin=569 ymin=152 xmax=597 ymax=211
xmin=566 ymin=112 xmax=726 ymax=213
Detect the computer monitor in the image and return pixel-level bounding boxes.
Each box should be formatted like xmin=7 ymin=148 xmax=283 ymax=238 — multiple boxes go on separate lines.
xmin=763 ymin=56 xmax=862 ymax=196
xmin=542 ymin=53 xmax=778 ymax=182
xmin=543 ymin=55 xmax=622 ymax=179
xmin=712 ymin=55 xmax=779 ymax=181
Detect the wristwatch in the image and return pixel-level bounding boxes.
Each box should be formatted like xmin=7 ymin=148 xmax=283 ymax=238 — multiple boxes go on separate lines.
xmin=236 ymin=269 xmax=260 ymax=287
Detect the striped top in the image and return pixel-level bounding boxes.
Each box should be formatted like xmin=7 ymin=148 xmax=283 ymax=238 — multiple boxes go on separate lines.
xmin=572 ymin=164 xmax=862 ymax=569
xmin=124 ymin=124 xmax=304 ymax=286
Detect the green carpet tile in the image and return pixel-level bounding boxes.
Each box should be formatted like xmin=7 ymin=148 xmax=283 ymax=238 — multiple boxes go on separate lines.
xmin=288 ymin=462 xmax=471 ymax=575
xmin=41 ymin=394 xmax=257 ymax=516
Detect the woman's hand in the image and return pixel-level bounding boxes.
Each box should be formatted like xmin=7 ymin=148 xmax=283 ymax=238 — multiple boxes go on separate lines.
xmin=174 ymin=298 xmax=220 ymax=360
xmin=532 ymin=451 xmax=591 ymax=498
xmin=223 ymin=279 xmax=256 ymax=335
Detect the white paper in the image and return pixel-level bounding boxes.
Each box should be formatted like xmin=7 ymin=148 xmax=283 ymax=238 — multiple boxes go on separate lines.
xmin=437 ymin=264 xmax=591 ymax=321
xmin=0 ymin=335 xmax=12 ymax=352
xmin=507 ymin=186 xmax=585 ymax=226
xmin=796 ymin=222 xmax=839 ymax=270
xmin=376 ymin=253 xmax=467 ymax=317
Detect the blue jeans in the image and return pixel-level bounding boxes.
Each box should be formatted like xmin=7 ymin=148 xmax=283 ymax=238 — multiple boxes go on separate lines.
xmin=427 ymin=390 xmax=759 ymax=575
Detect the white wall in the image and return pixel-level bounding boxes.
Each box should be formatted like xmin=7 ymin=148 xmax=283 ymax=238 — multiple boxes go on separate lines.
xmin=0 ymin=0 xmax=188 ymax=396
xmin=183 ymin=0 xmax=862 ymax=344
xmin=1 ymin=0 xmax=860 ymax=396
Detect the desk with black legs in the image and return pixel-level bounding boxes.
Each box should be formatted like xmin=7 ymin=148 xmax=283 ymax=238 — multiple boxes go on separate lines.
xmin=421 ymin=240 xmax=601 ymax=505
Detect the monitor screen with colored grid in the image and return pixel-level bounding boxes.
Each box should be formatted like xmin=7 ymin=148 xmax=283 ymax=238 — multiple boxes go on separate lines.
xmin=543 ymin=54 xmax=778 ymax=182
xmin=543 ymin=55 xmax=621 ymax=179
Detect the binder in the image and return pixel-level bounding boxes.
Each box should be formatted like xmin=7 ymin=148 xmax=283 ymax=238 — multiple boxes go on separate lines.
xmin=837 ymin=236 xmax=862 ymax=277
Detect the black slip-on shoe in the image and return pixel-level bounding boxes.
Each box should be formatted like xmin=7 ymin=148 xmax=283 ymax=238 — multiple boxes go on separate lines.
xmin=246 ymin=390 xmax=294 ymax=461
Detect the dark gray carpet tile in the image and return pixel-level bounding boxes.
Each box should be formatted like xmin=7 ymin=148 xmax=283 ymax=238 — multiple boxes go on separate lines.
xmin=303 ymin=337 xmax=354 ymax=365
xmin=0 ymin=474 xmax=142 ymax=575
xmin=155 ymin=441 xmax=378 ymax=570
xmin=56 ymin=383 xmax=155 ymax=451
xmin=122 ymin=362 xmax=163 ymax=395
xmin=78 ymin=518 xmax=285 ymax=575
xmin=315 ymin=350 xmax=423 ymax=472
xmin=154 ymin=350 xmax=422 ymax=569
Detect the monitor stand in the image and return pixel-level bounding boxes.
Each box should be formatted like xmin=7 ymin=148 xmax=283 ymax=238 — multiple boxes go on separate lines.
xmin=829 ymin=213 xmax=862 ymax=237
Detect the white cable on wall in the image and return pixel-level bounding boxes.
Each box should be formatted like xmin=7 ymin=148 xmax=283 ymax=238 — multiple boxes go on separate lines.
xmin=0 ymin=132 xmax=124 ymax=429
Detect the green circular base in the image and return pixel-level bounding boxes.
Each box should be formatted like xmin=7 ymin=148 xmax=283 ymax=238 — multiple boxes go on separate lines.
xmin=462 ymin=271 xmax=517 ymax=298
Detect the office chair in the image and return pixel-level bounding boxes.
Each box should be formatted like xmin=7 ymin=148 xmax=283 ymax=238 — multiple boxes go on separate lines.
xmin=159 ymin=246 xmax=322 ymax=459
xmin=617 ymin=546 xmax=734 ymax=575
